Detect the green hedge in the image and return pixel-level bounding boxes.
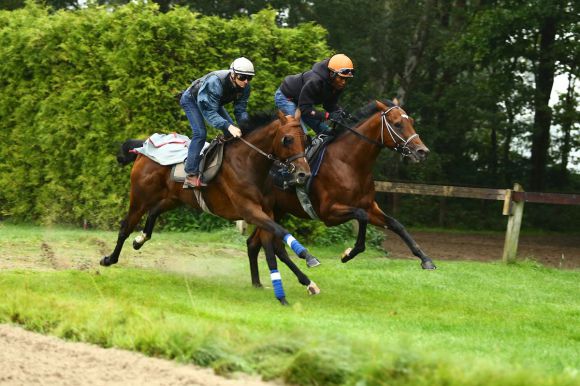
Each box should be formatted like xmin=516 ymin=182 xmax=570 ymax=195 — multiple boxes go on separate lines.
xmin=0 ymin=2 xmax=330 ymax=228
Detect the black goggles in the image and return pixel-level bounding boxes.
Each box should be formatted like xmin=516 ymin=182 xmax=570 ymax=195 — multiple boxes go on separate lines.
xmin=334 ymin=68 xmax=355 ymax=77
xmin=236 ymin=74 xmax=253 ymax=82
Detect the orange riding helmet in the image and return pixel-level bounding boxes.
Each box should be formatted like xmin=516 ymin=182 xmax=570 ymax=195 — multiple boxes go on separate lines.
xmin=328 ymin=54 xmax=355 ymax=77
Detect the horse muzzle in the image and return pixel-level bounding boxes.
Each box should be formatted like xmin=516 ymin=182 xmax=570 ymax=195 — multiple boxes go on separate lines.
xmin=294 ymin=171 xmax=311 ymax=186
xmin=409 ymin=146 xmax=429 ymax=163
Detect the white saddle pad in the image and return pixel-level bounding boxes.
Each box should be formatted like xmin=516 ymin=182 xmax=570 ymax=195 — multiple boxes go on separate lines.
xmin=133 ymin=133 xmax=208 ymax=165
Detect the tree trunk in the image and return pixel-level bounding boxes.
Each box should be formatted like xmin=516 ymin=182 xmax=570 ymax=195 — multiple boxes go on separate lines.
xmin=530 ymin=15 xmax=557 ymax=191
xmin=559 ymin=74 xmax=576 ymax=185
xmin=503 ymin=97 xmax=515 ymax=186
xmin=396 ymin=0 xmax=435 ymax=105
xmin=153 ymin=0 xmax=171 ymax=13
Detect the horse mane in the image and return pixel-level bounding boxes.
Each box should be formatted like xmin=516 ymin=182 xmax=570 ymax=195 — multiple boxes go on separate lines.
xmin=351 ymin=99 xmax=396 ymax=124
xmin=238 ymin=111 xmax=278 ymax=135
xmin=330 ymin=99 xmax=396 ymax=139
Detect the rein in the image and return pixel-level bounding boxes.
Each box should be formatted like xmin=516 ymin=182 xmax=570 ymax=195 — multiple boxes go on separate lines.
xmin=239 ymin=137 xmax=305 ymax=173
xmin=338 ymin=106 xmax=419 ymax=157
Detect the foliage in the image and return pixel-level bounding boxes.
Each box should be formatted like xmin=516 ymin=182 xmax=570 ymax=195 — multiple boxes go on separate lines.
xmin=280 ymin=215 xmax=385 ymax=249
xmin=0 ymin=3 xmax=330 ymax=227
xmin=1 ymin=0 xmax=579 ymax=232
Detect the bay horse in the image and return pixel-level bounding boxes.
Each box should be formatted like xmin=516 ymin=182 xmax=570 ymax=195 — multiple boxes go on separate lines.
xmin=246 ymin=100 xmax=436 ymax=292
xmin=101 ymin=111 xmax=320 ymax=304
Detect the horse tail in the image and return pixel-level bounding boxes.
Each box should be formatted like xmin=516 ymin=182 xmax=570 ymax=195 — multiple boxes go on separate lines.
xmin=117 ymin=139 xmax=144 ymax=166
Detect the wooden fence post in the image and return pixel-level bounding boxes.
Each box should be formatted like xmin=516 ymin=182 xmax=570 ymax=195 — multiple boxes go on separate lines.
xmin=236 ymin=220 xmax=247 ymax=235
xmin=502 ymin=183 xmax=525 ymax=263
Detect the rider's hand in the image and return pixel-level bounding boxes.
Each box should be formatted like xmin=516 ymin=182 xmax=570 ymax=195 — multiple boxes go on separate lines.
xmin=227 ymin=124 xmax=242 ymax=138
xmin=329 ymin=109 xmax=347 ymax=122
xmin=341 ymin=110 xmax=353 ymax=120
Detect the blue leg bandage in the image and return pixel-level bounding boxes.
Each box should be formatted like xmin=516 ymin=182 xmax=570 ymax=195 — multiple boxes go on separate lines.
xmin=270 ymin=269 xmax=285 ymax=299
xmin=283 ymin=234 xmax=306 ymax=256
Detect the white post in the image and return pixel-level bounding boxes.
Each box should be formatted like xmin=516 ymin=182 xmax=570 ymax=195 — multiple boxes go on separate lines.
xmin=236 ymin=220 xmax=247 ymax=235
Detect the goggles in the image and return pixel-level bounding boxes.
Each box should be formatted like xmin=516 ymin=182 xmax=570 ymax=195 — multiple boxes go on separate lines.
xmin=236 ymin=73 xmax=253 ymax=82
xmin=333 ymin=68 xmax=355 ymax=77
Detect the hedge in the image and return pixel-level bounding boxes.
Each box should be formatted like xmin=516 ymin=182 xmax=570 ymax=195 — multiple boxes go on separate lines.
xmin=0 ymin=2 xmax=330 ymax=228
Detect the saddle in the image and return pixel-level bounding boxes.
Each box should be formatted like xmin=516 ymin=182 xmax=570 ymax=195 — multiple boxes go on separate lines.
xmin=171 ymin=136 xmax=226 ymax=183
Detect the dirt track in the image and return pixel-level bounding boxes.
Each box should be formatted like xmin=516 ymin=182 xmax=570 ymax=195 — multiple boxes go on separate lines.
xmin=383 ymin=230 xmax=580 ymax=269
xmin=0 ymin=324 xmax=276 ymax=386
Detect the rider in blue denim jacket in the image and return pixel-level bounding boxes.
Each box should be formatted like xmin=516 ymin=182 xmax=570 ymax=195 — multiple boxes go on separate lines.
xmin=181 ymin=57 xmax=254 ymax=188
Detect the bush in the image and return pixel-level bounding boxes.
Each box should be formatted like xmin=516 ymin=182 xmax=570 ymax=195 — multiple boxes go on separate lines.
xmin=0 ymin=2 xmax=330 ymax=228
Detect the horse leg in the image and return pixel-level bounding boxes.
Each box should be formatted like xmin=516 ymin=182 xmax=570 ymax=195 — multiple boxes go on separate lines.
xmin=242 ymin=208 xmax=320 ymax=268
xmin=133 ymin=199 xmax=177 ymax=250
xmin=271 ymin=235 xmax=320 ymax=295
xmin=262 ymin=238 xmax=289 ymax=305
xmin=246 ymin=227 xmax=263 ymax=288
xmin=368 ymin=201 xmax=436 ymax=269
xmin=101 ymin=202 xmax=148 ymax=266
xmin=340 ymin=208 xmax=369 ymax=263
xmin=320 ymin=205 xmax=369 ymax=263
xmin=247 ymin=226 xmax=320 ymax=294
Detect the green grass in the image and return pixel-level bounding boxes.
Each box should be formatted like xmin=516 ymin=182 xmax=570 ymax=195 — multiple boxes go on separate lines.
xmin=0 ymin=223 xmax=578 ymax=385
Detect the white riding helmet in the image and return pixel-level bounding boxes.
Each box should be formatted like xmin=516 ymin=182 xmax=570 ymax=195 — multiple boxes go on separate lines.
xmin=230 ymin=57 xmax=255 ymax=76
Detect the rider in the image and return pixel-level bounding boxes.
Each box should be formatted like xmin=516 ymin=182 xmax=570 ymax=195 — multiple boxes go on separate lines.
xmin=181 ymin=57 xmax=255 ymax=188
xmin=274 ymin=53 xmax=355 ymax=136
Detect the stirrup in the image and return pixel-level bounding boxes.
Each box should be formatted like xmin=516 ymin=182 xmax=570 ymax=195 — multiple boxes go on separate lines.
xmin=183 ymin=174 xmax=207 ymax=189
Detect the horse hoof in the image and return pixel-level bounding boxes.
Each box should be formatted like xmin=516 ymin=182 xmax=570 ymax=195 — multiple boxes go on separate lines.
xmin=421 ymin=260 xmax=437 ymax=270
xmin=307 ymin=281 xmax=320 ymax=295
xmin=306 ymin=256 xmax=320 ymax=268
xmin=132 ymin=240 xmax=143 ymax=250
xmin=252 ymin=283 xmax=263 ymax=288
xmin=279 ymin=297 xmax=289 ymax=306
xmin=100 ymin=256 xmax=117 ymax=267
xmin=341 ymin=248 xmax=352 ymax=260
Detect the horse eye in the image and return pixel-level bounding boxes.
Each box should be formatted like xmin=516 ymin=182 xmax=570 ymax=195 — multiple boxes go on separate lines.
xmin=281 ymin=136 xmax=294 ymax=146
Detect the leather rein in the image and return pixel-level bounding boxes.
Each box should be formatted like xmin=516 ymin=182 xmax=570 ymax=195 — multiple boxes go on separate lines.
xmin=238 ymin=136 xmax=305 ymax=173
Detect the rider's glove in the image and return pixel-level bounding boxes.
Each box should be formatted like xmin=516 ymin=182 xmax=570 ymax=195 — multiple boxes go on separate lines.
xmin=227 ymin=124 xmax=242 ymax=138
xmin=319 ymin=126 xmax=334 ymax=136
xmin=328 ymin=109 xmax=350 ymax=122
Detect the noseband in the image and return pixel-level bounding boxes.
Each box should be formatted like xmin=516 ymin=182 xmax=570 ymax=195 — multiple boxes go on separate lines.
xmin=339 ymin=106 xmax=419 ymax=157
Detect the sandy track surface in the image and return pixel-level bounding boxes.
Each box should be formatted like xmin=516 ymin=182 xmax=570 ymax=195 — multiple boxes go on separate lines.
xmin=383 ymin=231 xmax=579 ymax=269
xmin=0 ymin=324 xmax=276 ymax=386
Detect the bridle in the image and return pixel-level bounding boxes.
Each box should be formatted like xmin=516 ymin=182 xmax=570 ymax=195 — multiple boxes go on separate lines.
xmin=338 ymin=106 xmax=419 ymax=157
xmin=238 ymin=122 xmax=306 ymax=173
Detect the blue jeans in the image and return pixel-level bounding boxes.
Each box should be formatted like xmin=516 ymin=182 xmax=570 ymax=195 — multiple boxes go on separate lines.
xmin=181 ymin=88 xmax=233 ymax=175
xmin=274 ymin=87 xmax=330 ymax=135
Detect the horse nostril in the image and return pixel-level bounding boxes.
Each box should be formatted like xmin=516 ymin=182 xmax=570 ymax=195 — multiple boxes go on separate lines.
xmin=417 ymin=148 xmax=429 ymax=159
xmin=296 ymin=172 xmax=309 ymax=184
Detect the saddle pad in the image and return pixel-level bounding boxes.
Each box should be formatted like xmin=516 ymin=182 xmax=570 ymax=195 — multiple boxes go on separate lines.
xmin=134 ymin=133 xmax=209 ymax=166
xmin=170 ymin=162 xmax=187 ymax=182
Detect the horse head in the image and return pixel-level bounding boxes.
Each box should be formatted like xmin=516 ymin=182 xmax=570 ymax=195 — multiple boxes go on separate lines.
xmin=375 ymin=100 xmax=429 ymax=163
xmin=273 ymin=110 xmax=311 ymax=186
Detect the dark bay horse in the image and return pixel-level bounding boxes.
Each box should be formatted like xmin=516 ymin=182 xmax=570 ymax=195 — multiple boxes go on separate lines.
xmin=101 ymin=111 xmax=320 ymax=304
xmin=246 ymin=100 xmax=436 ymax=292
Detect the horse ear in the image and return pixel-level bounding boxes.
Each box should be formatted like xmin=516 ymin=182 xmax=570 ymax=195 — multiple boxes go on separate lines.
xmin=294 ymin=108 xmax=301 ymax=121
xmin=393 ymin=97 xmax=400 ymax=106
xmin=277 ymin=110 xmax=288 ymax=125
xmin=375 ymin=100 xmax=388 ymax=110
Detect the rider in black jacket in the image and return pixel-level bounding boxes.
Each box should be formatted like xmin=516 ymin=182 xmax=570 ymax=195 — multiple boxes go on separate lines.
xmin=274 ymin=54 xmax=355 ymax=135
